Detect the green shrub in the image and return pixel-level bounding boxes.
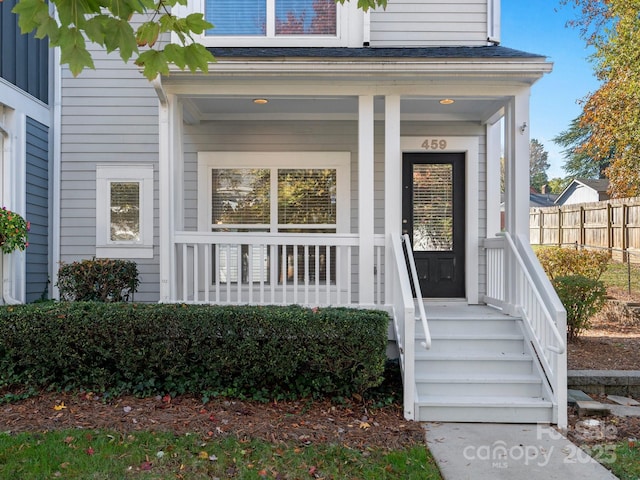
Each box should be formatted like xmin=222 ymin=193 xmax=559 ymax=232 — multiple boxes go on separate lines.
xmin=0 ymin=303 xmax=388 ymax=401
xmin=57 ymin=258 xmax=139 ymax=302
xmin=536 ymin=246 xmax=609 ymax=281
xmin=552 ymin=275 xmax=607 ymax=341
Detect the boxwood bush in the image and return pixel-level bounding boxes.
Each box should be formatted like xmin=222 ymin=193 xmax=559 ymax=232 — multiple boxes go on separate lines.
xmin=0 ymin=303 xmax=388 ymax=401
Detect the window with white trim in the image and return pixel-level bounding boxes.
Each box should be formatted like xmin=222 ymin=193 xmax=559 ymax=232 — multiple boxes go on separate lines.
xmin=197 ymin=152 xmax=350 ymax=283
xmin=176 ymin=0 xmax=362 ymax=47
xmin=96 ymin=165 xmax=154 ymax=259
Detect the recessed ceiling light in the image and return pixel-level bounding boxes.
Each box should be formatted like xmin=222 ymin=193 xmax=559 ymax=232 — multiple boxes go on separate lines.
xmin=439 ymin=98 xmax=455 ymax=105
xmin=253 ymin=98 xmax=269 ymax=104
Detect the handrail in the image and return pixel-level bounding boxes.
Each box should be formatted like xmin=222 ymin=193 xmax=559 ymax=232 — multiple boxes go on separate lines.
xmin=402 ymin=234 xmax=431 ymax=350
xmin=503 ymin=232 xmax=565 ymax=354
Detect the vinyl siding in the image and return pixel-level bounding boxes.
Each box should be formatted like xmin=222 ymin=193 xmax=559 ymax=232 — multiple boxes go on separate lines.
xmin=59 ymin=48 xmax=160 ymax=302
xmin=0 ymin=0 xmax=49 ymax=103
xmin=370 ymin=0 xmax=489 ymax=47
xmin=25 ymin=117 xmax=49 ymax=301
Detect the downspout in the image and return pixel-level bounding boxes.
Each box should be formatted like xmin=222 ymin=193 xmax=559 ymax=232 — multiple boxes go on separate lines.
xmin=0 ymin=113 xmax=21 ymax=305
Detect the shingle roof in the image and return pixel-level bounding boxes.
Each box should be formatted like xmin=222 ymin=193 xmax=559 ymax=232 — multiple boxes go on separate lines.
xmin=207 ymin=46 xmax=546 ymax=60
xmin=576 ymin=178 xmax=609 ymax=193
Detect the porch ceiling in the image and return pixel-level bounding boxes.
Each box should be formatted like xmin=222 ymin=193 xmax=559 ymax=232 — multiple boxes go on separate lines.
xmin=181 ymin=95 xmax=507 ymax=123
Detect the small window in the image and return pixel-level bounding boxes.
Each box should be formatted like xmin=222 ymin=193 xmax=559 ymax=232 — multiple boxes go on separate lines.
xmin=96 ymin=165 xmax=154 ymax=259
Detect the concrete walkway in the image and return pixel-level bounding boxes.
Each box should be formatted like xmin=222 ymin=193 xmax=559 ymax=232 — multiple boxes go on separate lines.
xmin=425 ymin=423 xmax=619 ymax=479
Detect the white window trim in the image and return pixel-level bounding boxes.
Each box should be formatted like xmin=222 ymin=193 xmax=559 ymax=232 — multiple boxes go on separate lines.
xmin=197 ymin=151 xmax=350 ymax=233
xmin=173 ymin=0 xmax=364 ymax=47
xmin=96 ymin=164 xmax=154 ymax=259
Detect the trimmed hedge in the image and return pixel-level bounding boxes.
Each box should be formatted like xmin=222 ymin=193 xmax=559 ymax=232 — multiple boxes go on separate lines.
xmin=0 ymin=303 xmax=388 ymax=401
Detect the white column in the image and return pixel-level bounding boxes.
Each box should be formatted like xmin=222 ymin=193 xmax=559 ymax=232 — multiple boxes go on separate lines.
xmin=158 ymin=95 xmax=172 ymax=302
xmin=486 ymin=119 xmax=502 ymax=238
xmin=358 ymin=95 xmax=375 ymax=305
xmin=504 ymin=90 xmax=530 ymax=238
xmin=384 ymin=95 xmax=401 ymax=301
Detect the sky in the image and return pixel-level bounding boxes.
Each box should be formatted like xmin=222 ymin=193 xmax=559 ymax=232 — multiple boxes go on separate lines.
xmin=501 ymin=1 xmax=601 ymax=179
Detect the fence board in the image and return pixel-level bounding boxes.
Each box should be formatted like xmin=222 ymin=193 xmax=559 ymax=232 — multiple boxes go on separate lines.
xmin=530 ymin=197 xmax=640 ymax=264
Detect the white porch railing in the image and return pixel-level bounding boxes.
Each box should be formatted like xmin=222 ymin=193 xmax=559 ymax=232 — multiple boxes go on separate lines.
xmin=402 ymin=234 xmax=431 ymax=350
xmin=484 ymin=232 xmax=568 ymax=428
xmin=389 ymin=234 xmax=416 ymax=420
xmin=173 ymin=231 xmax=385 ymax=307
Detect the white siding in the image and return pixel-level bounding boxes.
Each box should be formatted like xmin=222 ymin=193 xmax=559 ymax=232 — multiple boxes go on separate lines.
xmin=370 ymin=0 xmax=489 ymax=47
xmin=59 ymin=48 xmax=160 ymax=302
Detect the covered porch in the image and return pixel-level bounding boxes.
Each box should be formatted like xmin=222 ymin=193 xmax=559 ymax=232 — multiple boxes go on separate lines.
xmin=153 ymin=48 xmax=566 ymax=426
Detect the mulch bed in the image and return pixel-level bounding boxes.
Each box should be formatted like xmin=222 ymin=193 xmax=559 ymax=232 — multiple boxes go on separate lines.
xmin=0 ymin=392 xmax=425 ymax=451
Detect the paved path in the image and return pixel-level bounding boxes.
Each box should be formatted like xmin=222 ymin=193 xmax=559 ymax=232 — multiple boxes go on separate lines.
xmin=425 ymin=423 xmax=619 ymax=480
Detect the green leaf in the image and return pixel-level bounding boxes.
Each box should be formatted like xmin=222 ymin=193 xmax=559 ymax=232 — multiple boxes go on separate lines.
xmin=35 ymin=16 xmax=61 ymax=42
xmin=11 ymin=0 xmax=50 ymax=33
xmin=163 ymin=43 xmax=186 ymax=69
xmin=102 ymin=17 xmax=138 ymax=62
xmin=58 ymin=26 xmax=95 ymax=76
xmin=83 ymin=15 xmax=109 ymax=46
xmin=55 ymin=0 xmax=95 ymax=28
xmin=136 ymin=21 xmax=161 ymax=47
xmin=183 ymin=43 xmax=213 ymax=73
xmin=135 ymin=49 xmax=170 ymax=80
xmin=107 ymin=0 xmax=144 ymax=20
xmin=184 ymin=13 xmax=213 ymax=35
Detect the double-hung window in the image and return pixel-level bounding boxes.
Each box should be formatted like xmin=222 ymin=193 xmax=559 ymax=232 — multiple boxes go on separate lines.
xmin=177 ymin=0 xmax=362 ymax=47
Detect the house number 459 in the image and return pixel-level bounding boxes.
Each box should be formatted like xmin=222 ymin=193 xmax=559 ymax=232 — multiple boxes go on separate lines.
xmin=421 ymin=139 xmax=448 ymax=150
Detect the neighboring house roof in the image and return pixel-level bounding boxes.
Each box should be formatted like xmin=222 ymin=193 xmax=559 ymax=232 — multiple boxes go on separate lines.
xmin=207 ymin=46 xmax=546 ymax=60
xmin=555 ymin=178 xmax=610 ymax=205
xmin=530 ymin=192 xmax=558 ymax=208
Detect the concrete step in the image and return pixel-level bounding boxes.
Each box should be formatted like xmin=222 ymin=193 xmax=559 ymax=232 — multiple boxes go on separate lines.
xmin=416 ymin=395 xmax=554 ymax=423
xmin=419 ymin=317 xmax=522 ymax=336
xmin=415 ymin=373 xmax=543 ymax=397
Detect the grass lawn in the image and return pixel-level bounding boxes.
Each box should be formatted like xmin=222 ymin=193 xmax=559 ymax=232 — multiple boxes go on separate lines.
xmin=0 ymin=429 xmax=442 ymax=479
xmin=600 ymin=260 xmax=640 ymax=295
xmin=609 ymin=442 xmax=640 ymax=480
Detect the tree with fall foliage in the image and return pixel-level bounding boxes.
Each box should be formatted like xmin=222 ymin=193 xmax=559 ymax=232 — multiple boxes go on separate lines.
xmin=561 ymin=0 xmax=640 ymax=197
xmin=7 ymin=0 xmax=387 ymax=80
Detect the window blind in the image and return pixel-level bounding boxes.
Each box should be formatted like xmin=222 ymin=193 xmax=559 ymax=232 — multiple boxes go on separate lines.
xmin=205 ymin=0 xmax=266 ymax=35
xmin=275 ymin=0 xmax=336 ymax=35
xmin=212 ymin=169 xmax=270 ymax=225
xmin=110 ymin=182 xmax=140 ymax=241
xmin=413 ymin=164 xmax=453 ymax=252
xmin=278 ymin=169 xmax=337 ymax=225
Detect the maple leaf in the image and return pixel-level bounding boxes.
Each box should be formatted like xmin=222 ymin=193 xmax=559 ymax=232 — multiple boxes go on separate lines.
xmin=53 ymin=402 xmax=67 ymax=411
xmin=86 ymin=447 xmax=95 ymax=455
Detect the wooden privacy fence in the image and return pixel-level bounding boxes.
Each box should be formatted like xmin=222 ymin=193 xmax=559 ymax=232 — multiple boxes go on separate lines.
xmin=530 ymin=197 xmax=640 ymax=264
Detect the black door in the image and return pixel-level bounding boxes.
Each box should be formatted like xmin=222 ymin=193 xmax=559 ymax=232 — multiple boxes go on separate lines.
xmin=402 ymin=153 xmax=465 ymax=298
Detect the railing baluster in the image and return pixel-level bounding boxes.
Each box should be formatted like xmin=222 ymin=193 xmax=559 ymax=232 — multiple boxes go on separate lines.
xmin=204 ymin=244 xmax=210 ymax=304
xmin=281 ymin=244 xmax=287 ymax=304
xmin=259 ymin=244 xmax=265 ymax=305
xmin=326 ymin=246 xmax=331 ymax=306
xmin=336 ymin=246 xmax=342 ymax=305
xmin=304 ymin=245 xmax=309 ymax=305
xmin=248 ymin=244 xmax=253 ymax=304
xmin=293 ymin=245 xmax=299 ymax=305
xmin=193 ymin=244 xmax=199 ymax=303
xmin=225 ymin=244 xmax=231 ymax=304
xmin=215 ymin=245 xmax=220 ymax=303
xmin=182 ymin=244 xmax=188 ymax=302
xmin=236 ymin=245 xmax=242 ymax=304
xmin=314 ymin=245 xmax=320 ymax=306
xmin=347 ymin=246 xmax=352 ymax=305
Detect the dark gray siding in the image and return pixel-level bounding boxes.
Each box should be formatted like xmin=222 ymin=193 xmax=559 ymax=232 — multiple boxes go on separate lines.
xmin=25 ymin=117 xmax=49 ymax=302
xmin=0 ymin=0 xmax=49 ymax=103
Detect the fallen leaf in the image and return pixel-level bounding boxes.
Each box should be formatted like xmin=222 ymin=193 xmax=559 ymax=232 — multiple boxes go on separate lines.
xmin=198 ymin=451 xmax=209 ymax=459
xmin=63 ymin=436 xmax=74 ymax=444
xmin=359 ymin=422 xmax=371 ymax=429
xmin=86 ymin=447 xmax=95 ymax=456
xmin=309 ymin=465 xmax=317 ymax=476
xmin=59 ymin=462 xmax=70 ymax=469
xmin=53 ymin=402 xmax=67 ymax=411
xmin=123 ymin=406 xmax=132 ymax=413
xmin=162 ymin=394 xmax=171 ymax=404
xmin=140 ymin=461 xmax=153 ymax=471
xmin=258 ymin=469 xmax=268 ymax=477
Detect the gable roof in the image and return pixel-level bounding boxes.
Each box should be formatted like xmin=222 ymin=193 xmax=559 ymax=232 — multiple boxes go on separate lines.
xmin=555 ymin=178 xmax=610 ymax=205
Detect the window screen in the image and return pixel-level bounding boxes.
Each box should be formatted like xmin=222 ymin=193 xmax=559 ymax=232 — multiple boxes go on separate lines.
xmin=110 ymin=182 xmax=140 ymax=241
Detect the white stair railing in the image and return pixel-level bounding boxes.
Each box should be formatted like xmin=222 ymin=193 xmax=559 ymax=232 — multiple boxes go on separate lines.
xmin=484 ymin=232 xmax=567 ymax=428
xmin=402 ymin=234 xmax=431 ymax=349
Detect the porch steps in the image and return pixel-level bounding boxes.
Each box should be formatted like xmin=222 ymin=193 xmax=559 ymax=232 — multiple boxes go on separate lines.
xmin=413 ymin=305 xmax=553 ymax=423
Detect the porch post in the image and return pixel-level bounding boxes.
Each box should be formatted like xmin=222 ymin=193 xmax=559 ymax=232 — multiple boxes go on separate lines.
xmin=385 ymin=95 xmax=401 ymax=298
xmin=158 ymin=93 xmax=177 ymax=302
xmin=486 ymin=119 xmax=502 ymax=238
xmin=503 ymin=90 xmax=530 ymax=312
xmin=359 ymin=95 xmax=375 ymax=305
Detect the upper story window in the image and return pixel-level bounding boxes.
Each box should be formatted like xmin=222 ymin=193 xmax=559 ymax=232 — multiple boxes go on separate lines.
xmin=205 ymin=0 xmax=336 ymax=37
xmin=179 ymin=0 xmax=363 ymax=47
